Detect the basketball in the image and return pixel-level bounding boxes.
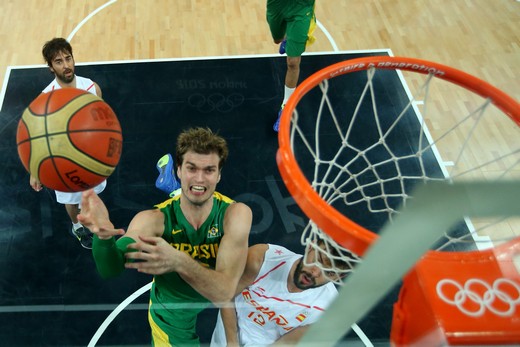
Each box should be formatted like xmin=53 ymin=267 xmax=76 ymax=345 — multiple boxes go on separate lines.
xmin=16 ymin=88 xmax=123 ymax=192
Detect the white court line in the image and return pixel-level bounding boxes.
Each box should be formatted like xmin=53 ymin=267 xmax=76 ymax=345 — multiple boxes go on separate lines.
xmin=84 ymin=280 xmax=374 ymax=347
xmin=88 ymin=282 xmax=152 ymax=347
xmin=0 ymin=303 xmax=147 ymax=313
xmin=5 ymin=49 xmax=393 ymax=73
xmin=317 ymin=19 xmax=339 ymax=52
xmin=67 ymin=0 xmax=118 ymax=42
xmin=351 ymin=323 xmax=374 ymax=347
xmin=393 ymin=63 xmax=494 ymax=250
xmin=0 ymin=66 xmax=12 ymax=112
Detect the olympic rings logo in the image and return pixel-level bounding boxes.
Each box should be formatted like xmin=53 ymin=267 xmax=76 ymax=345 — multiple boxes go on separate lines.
xmin=188 ymin=93 xmax=244 ymax=113
xmin=436 ymin=278 xmax=520 ymax=317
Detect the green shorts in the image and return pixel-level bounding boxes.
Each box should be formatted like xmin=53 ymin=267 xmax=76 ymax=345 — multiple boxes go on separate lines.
xmin=148 ymin=282 xmax=209 ymax=346
xmin=266 ymin=0 xmax=316 ymax=57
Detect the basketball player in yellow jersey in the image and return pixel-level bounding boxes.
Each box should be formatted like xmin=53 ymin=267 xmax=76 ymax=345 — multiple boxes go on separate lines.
xmin=268 ymin=0 xmax=317 ymax=132
xmin=29 ymin=38 xmax=105 ymax=249
xmin=78 ymin=127 xmax=252 ymax=346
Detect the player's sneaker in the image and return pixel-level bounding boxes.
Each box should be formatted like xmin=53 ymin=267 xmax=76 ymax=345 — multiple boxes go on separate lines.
xmin=72 ymin=226 xmax=93 ymax=249
xmin=273 ymin=105 xmax=284 ymax=132
xmin=279 ymin=39 xmax=287 ymax=55
xmin=155 ymin=153 xmax=180 ymax=195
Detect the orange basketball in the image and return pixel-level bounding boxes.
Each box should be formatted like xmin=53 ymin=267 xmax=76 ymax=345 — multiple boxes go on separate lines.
xmin=16 ymin=88 xmax=123 ymax=192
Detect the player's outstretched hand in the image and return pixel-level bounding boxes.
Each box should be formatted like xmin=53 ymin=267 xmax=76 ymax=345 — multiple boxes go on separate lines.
xmin=78 ymin=189 xmax=125 ymax=240
xmin=125 ymin=235 xmax=187 ymax=275
xmin=30 ymin=175 xmax=43 ymax=192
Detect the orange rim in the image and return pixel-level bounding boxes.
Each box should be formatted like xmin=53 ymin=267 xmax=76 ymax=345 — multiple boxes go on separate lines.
xmin=276 ymin=56 xmax=520 ymax=256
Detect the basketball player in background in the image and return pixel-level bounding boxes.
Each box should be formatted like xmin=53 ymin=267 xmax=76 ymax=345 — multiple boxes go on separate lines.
xmin=78 ymin=127 xmax=252 ymax=346
xmin=211 ymin=241 xmax=353 ymax=346
xmin=29 ymin=37 xmax=106 ymax=249
xmin=268 ymin=0 xmax=317 ymax=132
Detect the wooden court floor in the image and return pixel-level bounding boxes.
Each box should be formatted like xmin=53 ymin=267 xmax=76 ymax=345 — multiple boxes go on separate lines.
xmin=1 ymin=0 xmax=518 ymax=188
xmin=1 ymin=0 xmax=518 ymax=99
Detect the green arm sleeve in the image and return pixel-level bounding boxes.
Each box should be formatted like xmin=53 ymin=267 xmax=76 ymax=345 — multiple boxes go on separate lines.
xmin=92 ymin=235 xmax=137 ymax=279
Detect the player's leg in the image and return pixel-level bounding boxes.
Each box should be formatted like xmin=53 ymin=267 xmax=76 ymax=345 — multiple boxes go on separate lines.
xmin=285 ymin=56 xmax=301 ymax=89
xmin=266 ymin=0 xmax=287 ymax=47
xmin=64 ymin=203 xmax=80 ymax=224
xmin=56 ymin=188 xmax=103 ymax=249
xmin=65 ymin=201 xmax=93 ymax=249
xmin=273 ymin=2 xmax=316 ymax=132
xmin=272 ymin=55 xmax=302 ymax=131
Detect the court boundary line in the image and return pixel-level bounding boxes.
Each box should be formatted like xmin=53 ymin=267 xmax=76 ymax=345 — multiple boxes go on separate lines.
xmin=4 ymin=49 xmax=394 ymax=70
xmin=0 ymin=49 xmax=393 ymax=113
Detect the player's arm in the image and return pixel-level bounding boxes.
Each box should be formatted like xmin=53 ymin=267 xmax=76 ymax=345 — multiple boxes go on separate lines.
xmin=93 ymin=82 xmax=102 ymax=98
xmin=220 ymin=243 xmax=269 ymax=345
xmin=220 ymin=306 xmax=239 ymax=346
xmin=29 ymin=174 xmax=42 ymax=191
xmin=235 ymin=243 xmax=268 ymax=295
xmin=194 ymin=201 xmax=252 ymax=302
xmin=92 ymin=209 xmax=165 ymax=278
xmin=274 ymin=325 xmax=311 ymax=345
xmin=78 ymin=189 xmax=163 ymax=278
xmin=126 ymin=201 xmax=252 ymax=303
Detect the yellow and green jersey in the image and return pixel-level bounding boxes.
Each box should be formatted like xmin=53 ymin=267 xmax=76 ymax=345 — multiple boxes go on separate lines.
xmin=149 ymin=192 xmax=234 ymax=346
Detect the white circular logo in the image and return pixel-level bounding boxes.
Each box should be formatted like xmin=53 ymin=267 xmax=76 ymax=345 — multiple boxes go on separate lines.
xmin=436 ymin=278 xmax=520 ymax=317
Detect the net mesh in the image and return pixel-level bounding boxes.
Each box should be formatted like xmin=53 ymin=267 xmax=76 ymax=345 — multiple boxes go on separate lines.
xmin=302 ymin=223 xmax=361 ymax=284
xmin=287 ymin=60 xmax=520 ymax=282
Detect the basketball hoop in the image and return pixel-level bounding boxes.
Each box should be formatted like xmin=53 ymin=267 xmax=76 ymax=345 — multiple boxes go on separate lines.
xmin=277 ymin=56 xmax=520 ymax=257
xmin=276 ymin=56 xmax=520 ymax=345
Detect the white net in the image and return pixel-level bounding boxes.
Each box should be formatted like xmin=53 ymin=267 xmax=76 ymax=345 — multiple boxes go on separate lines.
xmin=285 ymin=58 xmax=520 ymax=280
xmin=302 ymin=222 xmax=361 ymax=285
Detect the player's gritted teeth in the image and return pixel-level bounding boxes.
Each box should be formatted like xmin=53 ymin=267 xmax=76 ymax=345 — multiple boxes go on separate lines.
xmin=190 ymin=185 xmax=206 ymax=194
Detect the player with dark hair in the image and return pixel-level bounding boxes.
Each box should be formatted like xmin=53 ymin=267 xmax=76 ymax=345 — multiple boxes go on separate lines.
xmin=211 ymin=241 xmax=353 ymax=346
xmin=78 ymin=127 xmax=253 ymax=346
xmin=268 ymin=0 xmax=317 ymax=132
xmin=29 ymin=37 xmax=105 ymax=249
xmin=41 ymin=38 xmax=101 ymax=95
